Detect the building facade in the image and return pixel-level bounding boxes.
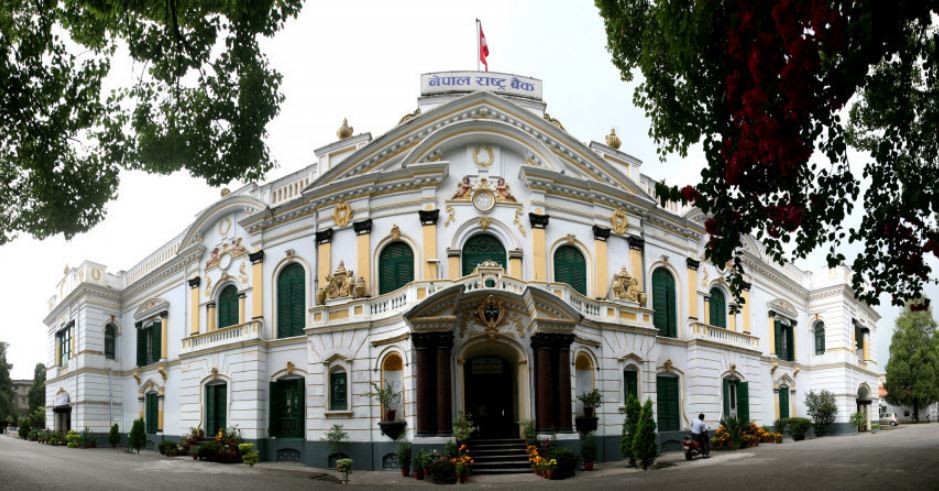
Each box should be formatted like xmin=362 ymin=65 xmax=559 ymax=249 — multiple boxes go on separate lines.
xmin=43 ymin=71 xmax=881 ymax=468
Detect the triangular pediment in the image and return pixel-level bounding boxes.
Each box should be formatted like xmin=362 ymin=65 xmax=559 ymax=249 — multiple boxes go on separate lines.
xmin=304 ymin=92 xmax=650 ymax=199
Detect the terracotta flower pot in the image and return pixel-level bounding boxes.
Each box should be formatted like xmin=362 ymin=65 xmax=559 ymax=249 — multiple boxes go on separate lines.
xmin=584 ymin=461 xmax=594 ymax=471
xmin=584 ymin=407 xmax=595 ymax=418
xmin=414 ymin=469 xmax=425 ymax=480
xmin=384 ymin=409 xmax=396 ymax=422
xmin=401 ymin=466 xmax=410 ymax=477
xmin=545 ymin=470 xmax=555 ymax=480
xmin=458 ymin=474 xmax=468 ymax=483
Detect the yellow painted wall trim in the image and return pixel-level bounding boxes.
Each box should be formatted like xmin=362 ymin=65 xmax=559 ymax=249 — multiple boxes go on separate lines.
xmin=629 ymin=248 xmax=643 ymax=291
xmin=251 ymin=260 xmax=263 ymax=319
xmin=768 ymin=316 xmax=776 ymax=355
xmin=160 ymin=315 xmax=168 ymax=360
xmin=356 ymin=233 xmax=370 ymax=294
xmin=532 ymin=228 xmax=547 ymax=281
xmin=207 ymin=304 xmax=217 ymax=332
xmin=422 ymin=224 xmax=437 ymax=280
xmin=317 ymin=241 xmax=332 ymax=301
xmin=238 ymin=294 xmax=246 ymax=325
xmin=448 ymin=254 xmax=460 ymax=280
xmin=190 ymin=284 xmax=201 ymax=335
xmin=595 ymin=239 xmax=608 ymax=299
xmin=687 ymin=268 xmax=698 ymax=319
xmin=741 ymin=289 xmax=751 ymax=333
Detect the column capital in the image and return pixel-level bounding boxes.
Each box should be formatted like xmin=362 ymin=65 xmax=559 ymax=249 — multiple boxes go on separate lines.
xmin=530 ymin=332 xmax=575 ymax=350
xmin=159 ymin=310 xmax=169 ymax=318
xmin=592 ymin=225 xmax=611 ymax=241
xmin=686 ymin=258 xmax=700 ymax=271
xmin=248 ymin=250 xmax=265 ymax=264
xmin=627 ymin=235 xmax=645 ymax=251
xmin=188 ymin=276 xmax=202 ymax=288
xmin=353 ymin=218 xmax=373 ymax=235
xmin=315 ymin=228 xmax=334 ymax=244
xmin=529 ymin=213 xmax=550 ymax=229
xmin=419 ymin=209 xmax=440 ymax=226
xmin=740 ymin=281 xmax=751 ymax=291
xmin=238 ymin=292 xmax=247 ymax=299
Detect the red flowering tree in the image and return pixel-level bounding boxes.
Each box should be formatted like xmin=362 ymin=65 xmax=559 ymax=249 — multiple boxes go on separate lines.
xmin=596 ymin=0 xmax=939 ymax=307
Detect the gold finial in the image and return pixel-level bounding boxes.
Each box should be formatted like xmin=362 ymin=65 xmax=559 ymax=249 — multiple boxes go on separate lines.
xmin=337 ymin=118 xmax=353 ymax=140
xmin=605 ymin=128 xmax=621 ymax=149
xmin=220 ymin=187 xmax=231 ymax=197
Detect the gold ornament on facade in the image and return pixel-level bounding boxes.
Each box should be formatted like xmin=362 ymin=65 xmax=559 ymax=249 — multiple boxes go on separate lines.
xmin=220 ymin=187 xmax=231 ymax=197
xmin=397 ymin=107 xmax=421 ymax=125
xmin=565 ymin=233 xmax=576 ymax=245
xmin=206 ymin=238 xmax=248 ymax=270
xmin=337 ymin=118 xmax=353 ymax=140
xmin=133 ymin=370 xmax=141 ymax=385
xmin=479 ymin=216 xmax=492 ymax=230
xmin=211 ymin=367 xmax=219 ymax=381
xmin=605 ymin=128 xmax=622 ymax=150
xmin=451 ymin=175 xmax=517 ymax=204
xmin=476 ymin=295 xmax=507 ymax=342
xmin=663 ymin=359 xmax=673 ymax=372
xmin=390 ymin=224 xmax=401 ymax=241
xmin=238 ymin=260 xmax=249 ymax=285
xmin=320 ymin=261 xmax=365 ymax=301
xmin=286 ymin=361 xmax=295 ymax=375
xmin=611 ymin=266 xmax=647 ymax=305
xmin=610 ymin=208 xmax=628 ymax=235
xmin=543 ymin=112 xmax=565 ymax=130
xmin=332 ymin=201 xmax=353 ymax=227
xmin=514 ymin=207 xmax=526 ymax=237
xmin=472 ymin=145 xmax=495 ymax=168
xmin=445 ymin=206 xmax=455 ymax=227
xmin=203 ymin=275 xmax=213 ymax=297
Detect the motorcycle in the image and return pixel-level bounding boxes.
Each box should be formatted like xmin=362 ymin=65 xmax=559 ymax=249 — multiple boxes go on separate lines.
xmin=683 ymin=433 xmax=709 ymax=460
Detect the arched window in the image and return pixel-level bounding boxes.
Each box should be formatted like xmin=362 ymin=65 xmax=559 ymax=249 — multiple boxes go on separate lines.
xmin=778 ymin=385 xmax=790 ymax=419
xmin=329 ymin=367 xmax=348 ymax=411
xmin=554 ymin=245 xmax=587 ymax=295
xmin=574 ymin=353 xmax=595 ymax=416
xmin=652 ymin=268 xmax=677 ymax=338
xmin=656 ymin=374 xmax=680 ymax=431
xmin=722 ymin=377 xmax=750 ymax=422
xmin=814 ymin=322 xmax=826 ymax=355
xmin=205 ymin=382 xmax=227 ymax=436
xmin=277 ymin=263 xmax=306 ymax=338
xmin=381 ymin=353 xmax=405 ymax=420
xmin=709 ymin=288 xmax=727 ymax=328
xmin=623 ymin=367 xmax=639 ymax=402
xmin=379 ymin=242 xmax=414 ymax=294
xmin=104 ymin=324 xmax=116 ymax=360
xmin=270 ymin=377 xmax=304 ymax=438
xmin=462 ymin=234 xmax=506 ymax=276
xmin=218 ymin=285 xmax=239 ymax=329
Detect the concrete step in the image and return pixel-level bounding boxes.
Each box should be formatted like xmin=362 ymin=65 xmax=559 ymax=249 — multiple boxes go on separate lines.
xmin=473 ymin=453 xmax=530 ymax=463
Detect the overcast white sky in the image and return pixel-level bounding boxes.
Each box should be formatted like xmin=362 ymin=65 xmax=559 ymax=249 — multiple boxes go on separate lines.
xmin=1 ymin=1 xmax=933 ymax=378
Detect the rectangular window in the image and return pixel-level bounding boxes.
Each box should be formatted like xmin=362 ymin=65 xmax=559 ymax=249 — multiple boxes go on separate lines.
xmin=105 ymin=326 xmax=116 ymax=360
xmin=271 ymin=379 xmax=305 ymax=437
xmin=57 ymin=324 xmax=73 ymax=366
xmin=145 ymin=392 xmax=159 ymax=434
xmin=656 ymin=375 xmax=680 ymax=432
xmin=137 ymin=321 xmax=160 ymax=367
xmin=329 ymin=370 xmax=348 ymax=411
xmin=624 ymin=369 xmax=639 ymax=402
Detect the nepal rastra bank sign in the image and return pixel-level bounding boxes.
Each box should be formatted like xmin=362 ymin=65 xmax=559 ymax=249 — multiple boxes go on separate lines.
xmin=421 ymin=71 xmax=543 ymax=100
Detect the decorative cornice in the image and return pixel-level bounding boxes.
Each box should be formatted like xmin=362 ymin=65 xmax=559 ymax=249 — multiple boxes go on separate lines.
xmin=528 ymin=213 xmax=549 ymax=229
xmin=353 ymin=219 xmax=373 ymax=235
xmin=315 ymin=228 xmax=334 ymax=245
xmin=592 ymin=225 xmax=611 ymax=242
xmin=418 ymin=209 xmax=440 ymax=226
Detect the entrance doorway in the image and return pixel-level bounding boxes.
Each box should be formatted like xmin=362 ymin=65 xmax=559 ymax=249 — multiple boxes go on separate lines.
xmin=464 ymin=356 xmax=516 ymax=438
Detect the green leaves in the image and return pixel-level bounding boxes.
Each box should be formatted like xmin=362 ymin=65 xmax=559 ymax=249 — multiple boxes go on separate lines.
xmin=884 ymin=302 xmax=939 ymax=420
xmin=0 ymin=1 xmax=302 ymax=244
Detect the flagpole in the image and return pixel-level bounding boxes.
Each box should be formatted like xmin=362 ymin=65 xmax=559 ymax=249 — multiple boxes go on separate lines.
xmin=476 ymin=18 xmax=480 ymax=71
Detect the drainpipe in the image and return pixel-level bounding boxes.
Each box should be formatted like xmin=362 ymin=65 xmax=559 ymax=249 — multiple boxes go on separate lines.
xmin=108 ymin=368 xmax=112 ymax=426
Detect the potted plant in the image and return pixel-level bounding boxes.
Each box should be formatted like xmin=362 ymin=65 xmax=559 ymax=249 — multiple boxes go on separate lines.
xmin=580 ymin=432 xmax=597 ymax=470
xmin=397 ymin=441 xmax=412 ymax=477
xmin=850 ymin=412 xmax=866 ymax=432
xmin=452 ymin=412 xmax=475 ymax=443
xmin=336 ymin=458 xmax=353 ymax=484
xmin=368 ymin=381 xmax=401 ymax=422
xmin=545 ymin=458 xmax=558 ymax=480
xmin=577 ymin=389 xmax=603 ymax=418
xmin=413 ymin=450 xmax=431 ymax=480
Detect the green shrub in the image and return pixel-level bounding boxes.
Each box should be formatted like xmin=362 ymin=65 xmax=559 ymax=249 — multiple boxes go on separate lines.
xmin=620 ymin=395 xmax=641 ymax=466
xmin=805 ymin=390 xmax=838 ymax=436
xmin=198 ymin=441 xmax=219 ymax=460
xmin=239 ymin=443 xmax=259 ymax=466
xmin=80 ymin=427 xmax=96 ymax=448
xmin=27 ymin=429 xmax=39 ymax=441
xmin=29 ymin=408 xmax=45 ymax=429
xmin=552 ymin=447 xmax=579 ymax=478
xmin=787 ymin=417 xmax=812 ymax=441
xmin=397 ymin=441 xmax=412 ymax=470
xmin=430 ymin=457 xmax=456 ymax=484
xmin=108 ymin=424 xmax=120 ymax=448
xmin=576 ymin=389 xmax=603 ymax=409
xmin=414 ymin=450 xmax=433 ymax=471
xmin=17 ymin=418 xmax=30 ymax=439
xmin=773 ymin=417 xmax=790 ymax=435
xmin=580 ymin=432 xmax=597 ymax=462
xmin=128 ymin=418 xmax=146 ymax=454
xmin=452 ymin=412 xmax=475 ymax=441
xmin=850 ymin=412 xmax=866 ymax=431
xmin=720 ymin=415 xmax=745 ymax=450
xmin=66 ymin=430 xmax=81 ymax=448
xmin=158 ymin=440 xmax=178 ymax=456
xmin=324 ymin=424 xmax=348 ymax=455
xmin=521 ymin=420 xmax=537 ymax=445
xmin=632 ymin=399 xmax=658 ymax=470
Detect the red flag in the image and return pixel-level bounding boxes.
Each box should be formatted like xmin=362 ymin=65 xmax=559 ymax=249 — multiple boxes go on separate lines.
xmin=478 ymin=22 xmax=489 ymax=71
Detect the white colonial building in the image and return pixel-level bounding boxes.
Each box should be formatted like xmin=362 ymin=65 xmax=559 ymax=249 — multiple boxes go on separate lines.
xmin=43 ymin=71 xmax=881 ymax=468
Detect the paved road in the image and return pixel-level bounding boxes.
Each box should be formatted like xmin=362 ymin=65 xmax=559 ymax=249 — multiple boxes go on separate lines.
xmin=2 ymin=424 xmax=939 ymax=490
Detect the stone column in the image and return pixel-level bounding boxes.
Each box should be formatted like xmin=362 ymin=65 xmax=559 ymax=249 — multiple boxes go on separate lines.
xmin=741 ymin=283 xmax=751 ymax=333
xmin=238 ymin=293 xmax=247 ymax=324
xmin=862 ymin=328 xmax=870 ymax=361
xmin=188 ymin=277 xmax=201 ymax=335
xmin=435 ymin=332 xmax=454 ymax=435
xmin=353 ymin=220 xmax=372 ymax=294
xmin=686 ymin=259 xmax=699 ymax=320
xmin=160 ymin=311 xmax=168 ymax=360
xmin=207 ymin=303 xmax=217 ymax=332
xmin=248 ymin=251 xmax=264 ymax=320
xmin=420 ymin=210 xmax=440 ymax=280
xmin=627 ymin=236 xmax=645 ymax=293
xmin=593 ymin=226 xmax=611 ymax=298
xmin=535 ymin=347 xmax=553 ymax=431
xmin=315 ymin=229 xmax=333 ymax=305
xmin=529 ymin=213 xmax=550 ymax=282
xmin=557 ymin=345 xmax=573 ymax=432
xmin=413 ymin=333 xmax=436 ymax=436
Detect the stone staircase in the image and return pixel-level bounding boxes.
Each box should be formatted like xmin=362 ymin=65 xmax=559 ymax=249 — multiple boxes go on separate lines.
xmin=468 ymin=438 xmax=531 ymax=474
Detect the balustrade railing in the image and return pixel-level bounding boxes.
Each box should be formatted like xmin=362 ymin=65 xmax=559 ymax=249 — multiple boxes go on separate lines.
xmin=181 ymin=320 xmax=263 ymax=353
xmin=690 ymin=321 xmax=760 ymax=350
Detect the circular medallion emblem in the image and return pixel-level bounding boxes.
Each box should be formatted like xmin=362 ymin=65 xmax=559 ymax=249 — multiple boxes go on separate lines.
xmin=472 ymin=189 xmax=496 ymax=212
xmin=472 ymin=145 xmax=495 ymax=168
xmin=218 ymin=253 xmax=232 ymax=271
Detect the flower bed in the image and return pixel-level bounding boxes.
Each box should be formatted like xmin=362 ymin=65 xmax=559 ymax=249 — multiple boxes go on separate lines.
xmin=710 ymin=421 xmax=783 ymax=450
xmin=527 ymin=438 xmax=577 ymax=479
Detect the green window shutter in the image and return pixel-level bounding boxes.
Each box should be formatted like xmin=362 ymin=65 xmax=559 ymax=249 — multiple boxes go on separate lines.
xmin=652 ymin=269 xmax=677 ymax=338
xmin=709 ymin=288 xmax=726 ymax=328
xmin=774 ymin=320 xmax=782 ymax=357
xmin=136 ymin=328 xmax=146 ymax=367
xmin=287 ymin=379 xmax=304 ymax=438
xmin=722 ymin=378 xmax=731 ymax=419
xmin=624 ymin=370 xmax=638 ymax=401
xmin=216 ymin=384 xmax=226 ymax=432
xmin=815 ymin=324 xmax=825 ymax=355
xmin=778 ymin=385 xmax=790 ymax=419
xmin=330 ymin=370 xmax=348 ymax=411
xmin=553 ymin=245 xmax=587 ymax=295
xmin=145 ymin=393 xmax=158 ymax=434
xmin=656 ymin=376 xmax=679 ymax=431
xmin=737 ymin=382 xmax=750 ymax=424
xmin=150 ymin=322 xmax=161 ymax=363
xmin=218 ymin=285 xmax=239 ymax=329
xmin=785 ymin=325 xmax=794 ymax=361
xmin=104 ymin=325 xmax=115 ymax=360
xmin=461 ymin=234 xmax=506 ymax=276
xmin=277 ymin=263 xmax=306 ymax=338
xmin=206 ymin=384 xmax=216 ymax=436
xmin=379 ymin=242 xmax=415 ymax=294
